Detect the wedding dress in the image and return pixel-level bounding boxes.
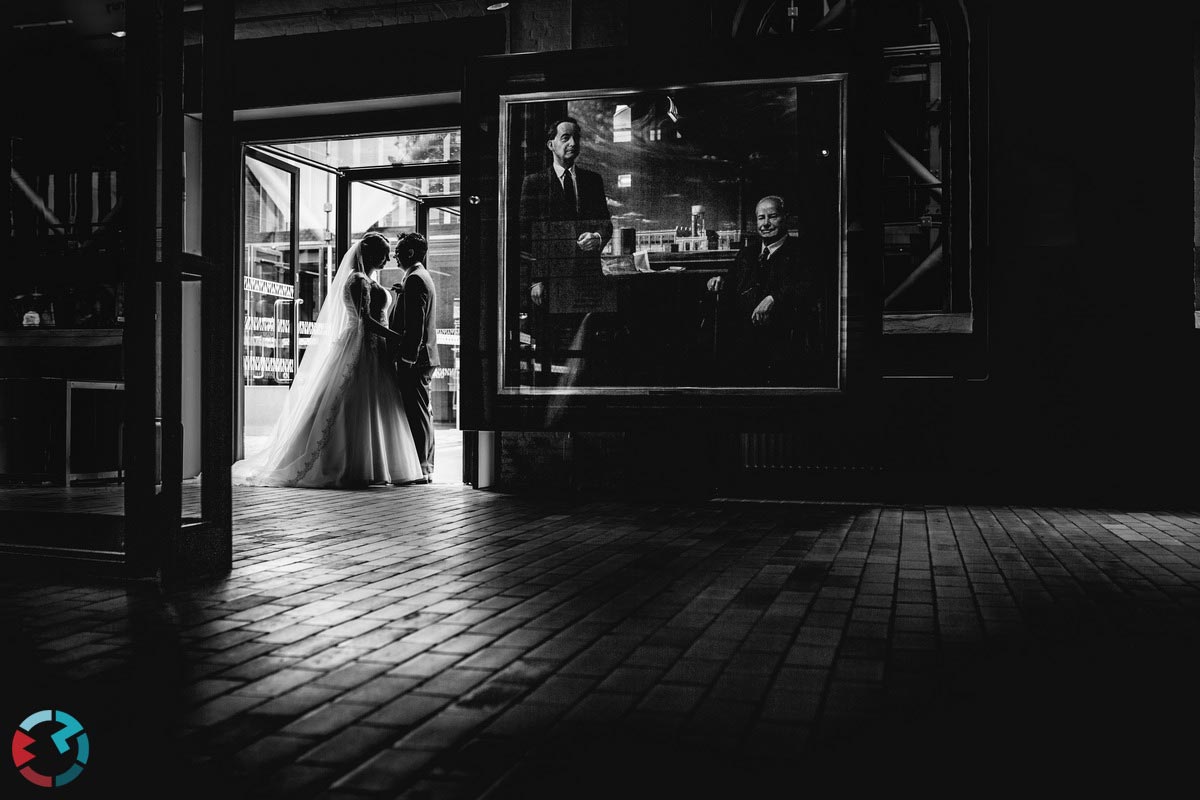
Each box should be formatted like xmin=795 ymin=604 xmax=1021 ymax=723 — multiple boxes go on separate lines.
xmin=232 ymin=240 xmax=423 ymax=488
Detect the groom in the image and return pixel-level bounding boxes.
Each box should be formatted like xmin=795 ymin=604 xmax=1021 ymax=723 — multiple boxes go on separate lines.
xmin=389 ymin=232 xmax=439 ymax=483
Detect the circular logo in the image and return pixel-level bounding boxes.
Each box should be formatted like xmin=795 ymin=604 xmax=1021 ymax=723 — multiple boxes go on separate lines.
xmin=11 ymin=710 xmax=89 ymax=788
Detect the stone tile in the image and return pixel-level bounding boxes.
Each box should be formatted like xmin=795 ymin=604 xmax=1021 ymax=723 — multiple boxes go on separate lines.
xmin=522 ymin=675 xmax=597 ymax=708
xmin=362 ymin=692 xmax=450 ymax=728
xmin=252 ymin=684 xmax=343 ymax=717
xmin=280 ymin=700 xmax=373 ymax=737
xmin=636 ymin=683 xmax=706 ymax=715
xmin=415 ymin=667 xmax=492 ymax=697
xmin=390 ymin=651 xmax=463 ymax=679
xmin=296 ymin=724 xmax=400 ymax=767
xmin=233 ymin=733 xmax=323 ymax=772
xmin=456 ymin=646 xmax=526 ymax=672
xmin=395 ymin=707 xmax=497 ymax=751
xmin=336 ymin=675 xmax=422 ymax=706
xmin=661 ymin=658 xmax=724 ymax=686
xmin=233 ymin=667 xmax=323 ymax=698
xmin=332 ymin=748 xmax=437 ymax=793
xmin=596 ymin=666 xmax=663 ymax=695
xmin=313 ymin=660 xmax=393 ymax=689
xmin=431 ymin=632 xmax=498 ymax=655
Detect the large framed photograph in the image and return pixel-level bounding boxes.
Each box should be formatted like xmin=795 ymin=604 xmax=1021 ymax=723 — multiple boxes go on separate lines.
xmin=497 ymin=73 xmax=845 ymax=393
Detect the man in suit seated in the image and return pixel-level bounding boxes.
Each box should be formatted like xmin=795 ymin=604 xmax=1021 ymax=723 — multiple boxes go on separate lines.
xmin=706 ymin=194 xmax=830 ymax=386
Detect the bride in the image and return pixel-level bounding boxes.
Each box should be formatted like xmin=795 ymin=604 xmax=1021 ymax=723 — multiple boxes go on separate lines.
xmin=232 ymin=232 xmax=424 ymax=488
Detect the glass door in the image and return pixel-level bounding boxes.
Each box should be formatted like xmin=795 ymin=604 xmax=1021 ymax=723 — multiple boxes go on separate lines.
xmin=421 ymin=201 xmax=462 ymax=432
xmin=338 ymin=169 xmax=462 ymax=483
xmin=240 ymin=148 xmax=299 ymax=459
xmin=337 ymin=177 xmax=419 ymax=267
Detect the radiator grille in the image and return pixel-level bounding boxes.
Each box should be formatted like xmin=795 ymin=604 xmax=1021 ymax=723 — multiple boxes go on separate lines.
xmin=740 ymin=433 xmax=802 ymax=469
xmin=738 ymin=433 xmax=879 ymax=472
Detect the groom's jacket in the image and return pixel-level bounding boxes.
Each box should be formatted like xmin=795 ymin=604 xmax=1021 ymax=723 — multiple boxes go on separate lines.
xmin=390 ymin=264 xmax=440 ymax=369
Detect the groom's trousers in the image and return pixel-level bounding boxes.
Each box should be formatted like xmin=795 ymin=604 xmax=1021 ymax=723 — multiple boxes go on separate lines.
xmin=399 ymin=364 xmax=436 ymax=475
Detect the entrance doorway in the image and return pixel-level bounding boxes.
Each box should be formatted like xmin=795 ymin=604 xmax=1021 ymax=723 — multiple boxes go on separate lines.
xmin=239 ymin=131 xmax=463 ymax=483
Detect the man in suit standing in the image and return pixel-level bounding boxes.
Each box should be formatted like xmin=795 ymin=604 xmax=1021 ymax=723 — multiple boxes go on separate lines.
xmin=706 ymin=195 xmax=829 ymax=385
xmin=519 ymin=116 xmax=613 ymax=384
xmin=389 ymin=232 xmax=439 ymax=483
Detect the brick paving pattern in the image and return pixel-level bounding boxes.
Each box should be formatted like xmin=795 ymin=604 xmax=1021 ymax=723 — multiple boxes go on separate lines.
xmin=2 ymin=485 xmax=1199 ymax=797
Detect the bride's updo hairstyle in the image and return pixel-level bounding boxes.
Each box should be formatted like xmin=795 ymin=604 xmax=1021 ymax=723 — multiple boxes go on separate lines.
xmin=359 ymin=232 xmax=391 ymax=270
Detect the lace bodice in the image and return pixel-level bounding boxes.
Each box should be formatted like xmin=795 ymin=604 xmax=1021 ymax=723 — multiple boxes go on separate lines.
xmin=345 ymin=272 xmax=392 ymax=327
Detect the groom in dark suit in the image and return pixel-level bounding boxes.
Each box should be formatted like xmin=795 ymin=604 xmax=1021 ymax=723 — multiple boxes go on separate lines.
xmin=519 ymin=116 xmax=613 ymax=383
xmin=389 ymin=232 xmax=439 ymax=483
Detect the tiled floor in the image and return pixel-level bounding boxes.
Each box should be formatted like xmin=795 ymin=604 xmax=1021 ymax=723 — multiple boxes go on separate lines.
xmin=2 ymin=484 xmax=1199 ymax=798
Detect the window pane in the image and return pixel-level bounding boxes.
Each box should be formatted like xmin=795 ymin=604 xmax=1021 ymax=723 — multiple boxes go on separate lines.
xmin=243 ymin=158 xmax=295 ymax=390
xmin=882 ymin=2 xmax=951 ymax=315
xmin=352 ymin=182 xmax=416 ymax=289
xmin=274 ymin=130 xmax=460 ymax=169
xmin=502 ymin=79 xmax=843 ymax=390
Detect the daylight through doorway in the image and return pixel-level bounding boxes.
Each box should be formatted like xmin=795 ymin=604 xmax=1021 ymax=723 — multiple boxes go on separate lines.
xmin=240 ymin=130 xmax=463 ymax=483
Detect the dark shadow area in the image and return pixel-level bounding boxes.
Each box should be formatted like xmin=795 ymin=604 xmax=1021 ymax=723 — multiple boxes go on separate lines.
xmin=0 ymin=511 xmax=124 ymax=553
xmin=808 ymin=633 xmax=1200 ymax=794
xmin=0 ymin=583 xmax=194 ymax=800
xmin=480 ymin=618 xmax=1200 ymax=798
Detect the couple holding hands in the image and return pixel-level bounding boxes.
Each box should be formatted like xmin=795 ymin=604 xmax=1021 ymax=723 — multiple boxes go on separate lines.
xmin=233 ymin=232 xmax=438 ymax=489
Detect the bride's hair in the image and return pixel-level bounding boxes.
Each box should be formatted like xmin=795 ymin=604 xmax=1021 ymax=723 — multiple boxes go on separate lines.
xmin=359 ymin=232 xmax=391 ymax=269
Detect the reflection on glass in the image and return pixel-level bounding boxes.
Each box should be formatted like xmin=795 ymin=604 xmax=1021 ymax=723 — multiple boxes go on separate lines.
xmin=351 ymin=182 xmax=417 ymax=242
xmin=275 ymin=131 xmax=460 ymax=170
xmin=243 ymin=158 xmax=295 ymax=388
xmin=881 ymin=2 xmax=950 ymax=314
xmin=427 ymin=207 xmax=461 ymax=425
xmin=359 ymin=175 xmax=459 ymax=200
xmin=503 ymin=79 xmax=842 ymax=391
xmin=353 ymin=182 xmax=417 ymax=290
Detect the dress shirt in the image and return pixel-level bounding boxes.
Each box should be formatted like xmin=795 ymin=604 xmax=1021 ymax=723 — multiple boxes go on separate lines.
xmin=761 ymin=236 xmax=787 ymax=260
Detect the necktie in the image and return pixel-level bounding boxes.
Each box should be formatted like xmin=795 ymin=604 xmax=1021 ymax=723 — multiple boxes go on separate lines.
xmin=755 ymin=248 xmax=772 ymax=298
xmin=561 ymin=169 xmax=578 ymax=218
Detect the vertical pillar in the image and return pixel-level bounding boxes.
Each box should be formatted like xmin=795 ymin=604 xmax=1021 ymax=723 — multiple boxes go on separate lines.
xmin=160 ymin=0 xmax=185 ymax=575
xmin=123 ymin=0 xmax=162 ymax=578
xmin=200 ymin=0 xmax=236 ymax=572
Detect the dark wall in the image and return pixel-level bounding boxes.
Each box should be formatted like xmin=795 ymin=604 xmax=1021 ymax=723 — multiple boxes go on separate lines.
xmin=183 ymin=14 xmax=506 ymax=112
xmin=866 ymin=0 xmax=1196 ymax=503
xmin=975 ymin=0 xmax=1197 ymax=501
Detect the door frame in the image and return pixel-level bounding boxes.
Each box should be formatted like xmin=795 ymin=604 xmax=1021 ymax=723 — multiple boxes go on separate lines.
xmin=229 ymin=113 xmax=465 ymax=482
xmin=336 ymin=163 xmax=460 ymax=254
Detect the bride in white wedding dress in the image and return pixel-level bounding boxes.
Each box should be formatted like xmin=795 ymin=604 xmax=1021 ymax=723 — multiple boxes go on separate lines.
xmin=232 ymin=232 xmax=424 ymax=488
